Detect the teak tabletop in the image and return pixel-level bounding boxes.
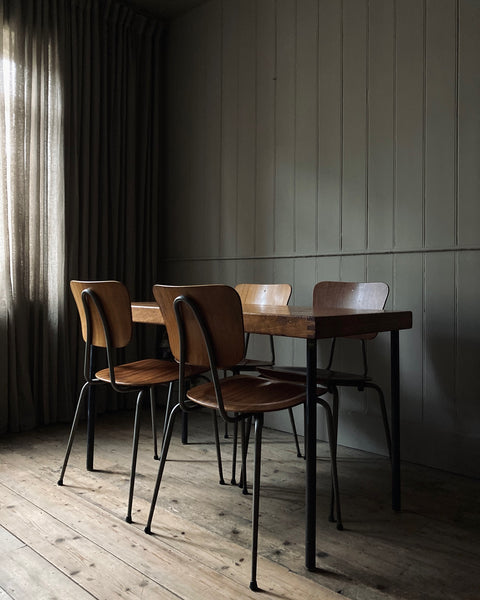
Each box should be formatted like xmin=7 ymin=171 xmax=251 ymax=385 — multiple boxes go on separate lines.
xmin=131 ymin=301 xmax=411 ymax=339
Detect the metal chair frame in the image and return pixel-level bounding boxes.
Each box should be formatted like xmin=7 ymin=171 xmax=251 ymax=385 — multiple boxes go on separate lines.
xmin=144 ymin=287 xmax=329 ymax=591
xmin=58 ymin=284 xmax=180 ymax=524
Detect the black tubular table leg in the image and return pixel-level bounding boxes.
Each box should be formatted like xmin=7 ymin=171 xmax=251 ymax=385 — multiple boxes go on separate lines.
xmin=305 ymin=338 xmax=317 ymax=571
xmin=391 ymin=330 xmax=401 ymax=511
xmin=86 ymin=347 xmax=95 ymax=471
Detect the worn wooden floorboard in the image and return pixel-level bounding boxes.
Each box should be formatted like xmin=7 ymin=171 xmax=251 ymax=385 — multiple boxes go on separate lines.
xmin=1 ymin=408 xmax=479 ymax=600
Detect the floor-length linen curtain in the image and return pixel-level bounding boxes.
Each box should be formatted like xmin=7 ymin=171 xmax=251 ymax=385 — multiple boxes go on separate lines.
xmin=0 ymin=0 xmax=164 ymax=432
xmin=0 ymin=0 xmax=67 ymax=432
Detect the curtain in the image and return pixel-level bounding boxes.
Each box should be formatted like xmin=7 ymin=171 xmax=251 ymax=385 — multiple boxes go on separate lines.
xmin=63 ymin=1 xmax=164 ymax=413
xmin=0 ymin=1 xmax=67 ymax=432
xmin=0 ymin=0 xmax=164 ymax=432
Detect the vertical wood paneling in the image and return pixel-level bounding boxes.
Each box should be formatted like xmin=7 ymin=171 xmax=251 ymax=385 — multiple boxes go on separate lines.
xmin=220 ymin=0 xmax=240 ymax=256
xmin=165 ymin=15 xmax=193 ymax=259
xmin=254 ymin=0 xmax=276 ymax=256
xmin=317 ymin=0 xmax=342 ymax=254
xmin=424 ymin=253 xmax=456 ymax=430
xmin=395 ymin=0 xmax=425 ymax=249
xmin=294 ymin=0 xmax=318 ymax=254
xmin=274 ymin=0 xmax=296 ymax=255
xmin=456 ymin=251 xmax=480 ymax=435
xmin=163 ymin=0 xmax=480 ymax=477
xmin=217 ymin=260 xmax=237 ymax=287
xmin=235 ymin=259 xmax=255 ymax=285
xmin=367 ymin=0 xmax=394 ymax=250
xmin=365 ymin=254 xmax=394 ymax=413
xmin=236 ymin=0 xmax=256 ymax=256
xmin=457 ymin=0 xmax=480 ymax=245
xmin=425 ymin=0 xmax=457 ymax=247
xmin=196 ymin=2 xmax=222 ymax=258
xmin=342 ymin=0 xmax=368 ymax=251
xmin=394 ymin=254 xmax=424 ymax=424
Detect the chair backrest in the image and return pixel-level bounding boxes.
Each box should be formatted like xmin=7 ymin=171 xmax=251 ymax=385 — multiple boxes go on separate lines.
xmin=235 ymin=283 xmax=291 ymax=307
xmin=153 ymin=284 xmax=245 ymax=370
xmin=70 ymin=280 xmax=133 ymax=349
xmin=313 ymin=281 xmax=389 ymax=341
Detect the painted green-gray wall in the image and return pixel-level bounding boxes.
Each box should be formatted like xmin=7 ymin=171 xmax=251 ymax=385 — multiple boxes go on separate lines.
xmin=161 ymin=0 xmax=480 ymax=477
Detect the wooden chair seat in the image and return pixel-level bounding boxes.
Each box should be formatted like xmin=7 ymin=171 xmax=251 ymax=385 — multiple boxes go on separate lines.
xmin=186 ymin=375 xmax=305 ymax=413
xmin=96 ymin=359 xmax=204 ymax=387
xmin=258 ymin=365 xmax=368 ymax=388
xmin=232 ymin=357 xmax=274 ymax=370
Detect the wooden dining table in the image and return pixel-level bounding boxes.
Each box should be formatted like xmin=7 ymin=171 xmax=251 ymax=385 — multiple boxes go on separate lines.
xmin=131 ymin=299 xmax=412 ymax=571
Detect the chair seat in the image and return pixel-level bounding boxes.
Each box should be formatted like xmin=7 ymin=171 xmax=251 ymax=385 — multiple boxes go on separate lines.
xmin=258 ymin=365 xmax=370 ymax=387
xmin=233 ymin=358 xmax=274 ymax=370
xmin=96 ymin=359 xmax=205 ymax=386
xmin=187 ymin=375 xmax=305 ymax=413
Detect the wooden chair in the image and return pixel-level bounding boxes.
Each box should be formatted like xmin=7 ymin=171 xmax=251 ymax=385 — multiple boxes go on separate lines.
xmin=227 ymin=283 xmax=302 ymax=484
xmin=57 ymin=280 xmax=205 ymax=523
xmin=146 ymin=284 xmax=341 ymax=591
xmin=232 ymin=283 xmax=292 ymax=373
xmin=259 ymin=281 xmax=391 ymax=522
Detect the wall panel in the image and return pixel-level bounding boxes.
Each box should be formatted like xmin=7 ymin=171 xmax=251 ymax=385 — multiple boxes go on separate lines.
xmin=457 ymin=0 xmax=480 ymax=245
xmin=317 ymin=0 xmax=342 ymax=254
xmin=342 ymin=0 xmax=368 ymax=252
xmin=456 ymin=251 xmax=480 ymax=435
xmin=424 ymin=252 xmax=456 ymax=431
xmin=425 ymin=0 xmax=457 ymax=248
xmin=163 ymin=0 xmax=480 ymax=476
xmin=294 ymin=0 xmax=318 ymax=254
xmin=220 ymin=0 xmax=240 ymax=257
xmin=255 ymin=0 xmax=276 ymax=256
xmin=236 ymin=0 xmax=257 ymax=256
xmin=368 ymin=0 xmax=394 ymax=251
xmin=274 ymin=0 xmax=296 ymax=255
xmin=394 ymin=0 xmax=425 ymax=249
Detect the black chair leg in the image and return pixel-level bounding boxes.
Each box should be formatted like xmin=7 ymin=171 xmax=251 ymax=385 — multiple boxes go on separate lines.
xmin=161 ymin=381 xmax=174 ymax=454
xmin=317 ymin=398 xmax=343 ymax=531
xmin=240 ymin=418 xmax=249 ymax=495
xmin=287 ymin=407 xmax=302 ymax=457
xmin=150 ymin=387 xmax=159 ymax=460
xmin=231 ymin=418 xmax=239 ymax=484
xmin=58 ymin=381 xmax=91 ymax=486
xmin=126 ymin=390 xmax=145 ymax=523
xmin=250 ymin=413 xmax=264 ymax=592
xmin=145 ymin=403 xmax=182 ymax=534
xmin=366 ymin=382 xmax=392 ymax=460
xmin=212 ymin=411 xmax=225 ymax=485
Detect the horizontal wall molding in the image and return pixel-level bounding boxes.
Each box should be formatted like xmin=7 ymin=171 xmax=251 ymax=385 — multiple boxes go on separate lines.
xmin=162 ymin=245 xmax=480 ymax=263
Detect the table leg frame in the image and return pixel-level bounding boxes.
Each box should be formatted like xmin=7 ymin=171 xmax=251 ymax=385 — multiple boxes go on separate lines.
xmin=391 ymin=330 xmax=401 ymax=511
xmin=305 ymin=338 xmax=317 ymax=571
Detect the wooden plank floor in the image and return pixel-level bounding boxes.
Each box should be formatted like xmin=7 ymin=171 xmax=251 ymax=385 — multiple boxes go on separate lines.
xmin=1 ymin=407 xmax=479 ymax=600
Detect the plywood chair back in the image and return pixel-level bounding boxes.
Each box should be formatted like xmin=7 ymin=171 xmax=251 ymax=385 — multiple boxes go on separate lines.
xmin=235 ymin=283 xmax=292 ymax=307
xmin=233 ymin=283 xmax=291 ymax=366
xmin=314 ymin=281 xmax=389 ymax=341
xmin=70 ymin=280 xmax=132 ymax=349
xmin=153 ymin=284 xmax=245 ymax=370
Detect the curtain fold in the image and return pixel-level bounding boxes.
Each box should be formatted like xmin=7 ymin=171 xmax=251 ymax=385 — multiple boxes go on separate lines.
xmin=0 ymin=0 xmax=164 ymax=432
xmin=1 ymin=0 xmax=67 ymax=431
